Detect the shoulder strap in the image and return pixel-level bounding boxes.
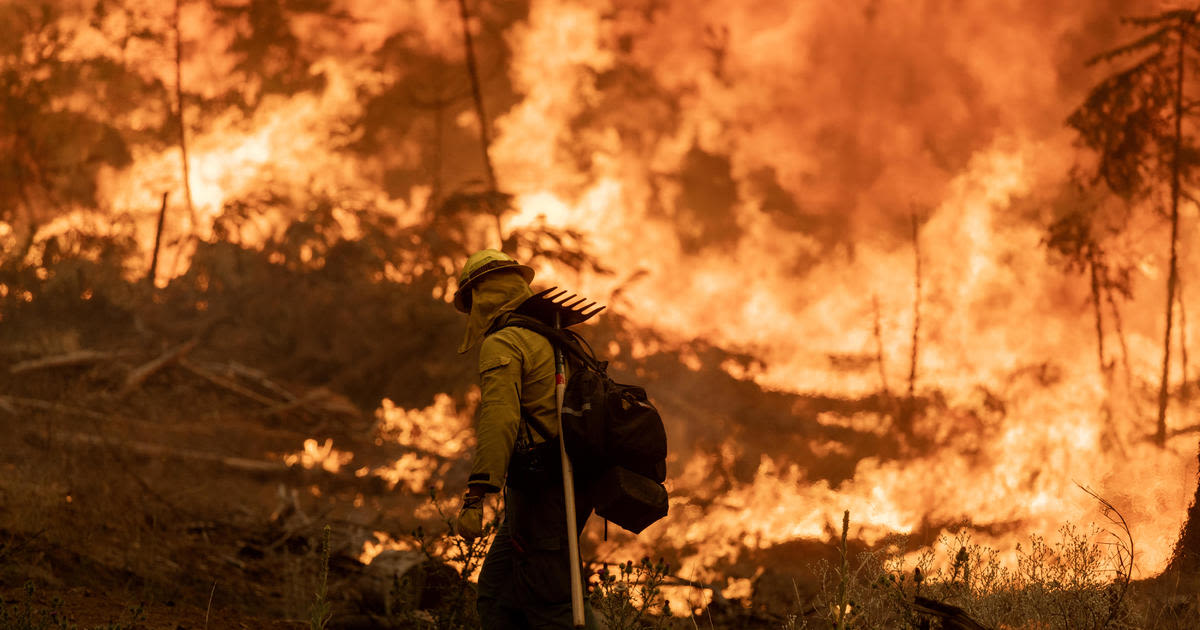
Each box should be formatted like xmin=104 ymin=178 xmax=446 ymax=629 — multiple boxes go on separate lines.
xmin=497 ymin=313 xmax=592 ymax=444
xmin=502 ymin=314 xmax=604 ymax=373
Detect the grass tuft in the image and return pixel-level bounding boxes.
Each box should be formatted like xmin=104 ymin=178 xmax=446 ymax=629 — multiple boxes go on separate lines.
xmin=307 ymin=525 xmax=333 ymax=630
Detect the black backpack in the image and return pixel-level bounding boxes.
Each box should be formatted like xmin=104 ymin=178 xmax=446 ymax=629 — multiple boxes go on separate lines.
xmin=503 ymin=315 xmax=669 ymax=534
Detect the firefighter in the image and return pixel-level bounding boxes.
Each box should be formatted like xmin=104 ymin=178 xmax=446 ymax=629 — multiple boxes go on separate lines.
xmin=452 ymin=249 xmax=596 ymax=629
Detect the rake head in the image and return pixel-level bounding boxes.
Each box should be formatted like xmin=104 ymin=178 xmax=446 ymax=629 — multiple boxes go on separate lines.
xmin=517 ymin=287 xmax=606 ymax=327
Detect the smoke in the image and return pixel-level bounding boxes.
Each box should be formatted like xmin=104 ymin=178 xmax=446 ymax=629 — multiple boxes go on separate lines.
xmin=8 ymin=0 xmax=1197 ymax=589
xmin=490 ymin=0 xmax=1198 ymax=579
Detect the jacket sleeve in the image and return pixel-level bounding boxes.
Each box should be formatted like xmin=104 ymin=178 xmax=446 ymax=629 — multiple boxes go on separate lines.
xmin=467 ymin=333 xmax=524 ymax=492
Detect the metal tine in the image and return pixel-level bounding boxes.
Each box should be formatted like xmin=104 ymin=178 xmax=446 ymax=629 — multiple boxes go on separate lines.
xmin=529 ymin=286 xmax=606 ymax=322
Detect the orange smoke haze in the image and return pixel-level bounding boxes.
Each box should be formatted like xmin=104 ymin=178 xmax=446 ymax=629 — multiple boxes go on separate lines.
xmin=491 ymin=0 xmax=1196 ymax=581
xmin=13 ymin=0 xmax=1200 ymax=602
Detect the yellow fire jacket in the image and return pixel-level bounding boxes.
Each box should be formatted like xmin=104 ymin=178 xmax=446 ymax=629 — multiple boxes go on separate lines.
xmin=467 ymin=315 xmax=564 ymax=492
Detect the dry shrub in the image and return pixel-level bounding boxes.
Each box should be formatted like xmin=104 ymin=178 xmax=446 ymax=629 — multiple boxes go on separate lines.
xmin=804 ymin=521 xmax=1139 ymax=630
xmin=590 ymin=557 xmax=673 ymax=630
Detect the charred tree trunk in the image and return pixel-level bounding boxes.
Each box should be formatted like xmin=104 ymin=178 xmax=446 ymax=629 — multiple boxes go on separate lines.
xmin=455 ymin=0 xmax=504 ymax=246
xmin=1106 ymin=286 xmax=1134 ymax=394
xmin=1089 ymin=248 xmax=1108 ymax=377
xmin=1167 ymin=20 xmax=1200 ymax=578
xmin=1157 ymin=26 xmax=1186 ymax=447
xmin=456 ymin=0 xmax=495 ymax=189
xmin=871 ymin=295 xmax=891 ymax=405
xmin=174 ymin=0 xmax=196 ymax=231
xmin=1180 ymin=276 xmax=1190 ymax=399
xmin=908 ymin=213 xmax=922 ymax=402
xmin=898 ymin=212 xmax=923 ymax=435
xmin=148 ymin=192 xmax=169 ymax=284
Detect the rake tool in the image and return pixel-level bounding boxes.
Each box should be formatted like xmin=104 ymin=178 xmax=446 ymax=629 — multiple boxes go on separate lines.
xmin=518 ymin=287 xmax=606 ymax=327
xmin=521 ymin=287 xmax=604 ymax=628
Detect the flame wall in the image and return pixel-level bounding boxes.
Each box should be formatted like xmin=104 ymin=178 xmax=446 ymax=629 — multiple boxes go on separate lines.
xmin=488 ymin=0 xmax=1198 ymax=579
xmin=10 ymin=0 xmax=1200 ymax=593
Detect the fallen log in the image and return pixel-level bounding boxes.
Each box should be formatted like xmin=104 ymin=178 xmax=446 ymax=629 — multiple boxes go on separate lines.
xmin=60 ymin=432 xmax=287 ymax=474
xmin=910 ymin=596 xmax=992 ymax=630
xmin=255 ymin=386 xmax=360 ymax=419
xmin=5 ymin=393 xmax=446 ymax=466
xmin=118 ymin=337 xmax=200 ymax=398
xmin=185 ymin=360 xmax=360 ymax=418
xmin=178 ymin=358 xmax=283 ymax=407
xmin=0 ymin=395 xmax=111 ymax=420
xmin=216 ymin=361 xmax=300 ymax=402
xmin=9 ymin=350 xmax=126 ymax=374
xmin=0 ymin=394 xmax=318 ymax=444
xmin=43 ymin=431 xmax=427 ymax=495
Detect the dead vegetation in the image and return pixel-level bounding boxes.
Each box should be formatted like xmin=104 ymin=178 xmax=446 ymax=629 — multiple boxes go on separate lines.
xmin=781 ymin=504 xmax=1199 ymax=630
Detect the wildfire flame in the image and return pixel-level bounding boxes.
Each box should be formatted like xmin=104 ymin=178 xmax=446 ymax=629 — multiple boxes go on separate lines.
xmin=284 ymin=438 xmax=353 ymax=474
xmin=371 ymin=394 xmax=475 ymax=493
xmin=14 ymin=0 xmax=1200 ymax=605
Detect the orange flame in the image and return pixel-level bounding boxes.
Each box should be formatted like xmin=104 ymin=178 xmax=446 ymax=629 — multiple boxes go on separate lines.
xmin=21 ymin=0 xmax=1200 ymax=598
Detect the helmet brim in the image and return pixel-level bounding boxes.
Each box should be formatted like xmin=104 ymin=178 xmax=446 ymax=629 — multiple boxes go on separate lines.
xmin=452 ymin=263 xmax=535 ymax=312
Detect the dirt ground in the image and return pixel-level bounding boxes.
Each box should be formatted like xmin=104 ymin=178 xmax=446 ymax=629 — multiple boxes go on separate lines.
xmin=0 ymin=353 xmax=795 ymax=629
xmin=0 ymin=307 xmax=448 ymax=627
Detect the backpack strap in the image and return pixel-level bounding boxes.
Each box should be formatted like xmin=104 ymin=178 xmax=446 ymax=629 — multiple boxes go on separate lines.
xmin=499 ymin=313 xmax=605 ymax=448
xmin=501 ymin=314 xmax=605 ymax=374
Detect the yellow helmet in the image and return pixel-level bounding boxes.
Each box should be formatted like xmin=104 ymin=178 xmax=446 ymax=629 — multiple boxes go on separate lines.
xmin=453 ymin=249 xmax=535 ymax=312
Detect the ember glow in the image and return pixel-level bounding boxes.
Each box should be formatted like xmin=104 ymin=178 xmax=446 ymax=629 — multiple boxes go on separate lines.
xmin=12 ymin=0 xmax=1200 ymax=604
xmin=370 ymin=394 xmax=475 ymax=493
xmin=284 ymin=438 xmax=353 ymax=474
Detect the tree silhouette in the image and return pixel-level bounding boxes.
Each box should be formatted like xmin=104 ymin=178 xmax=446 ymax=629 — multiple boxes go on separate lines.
xmin=1069 ymin=7 xmax=1200 ymax=577
xmin=1044 ymin=185 xmax=1135 ymax=389
xmin=1068 ymin=9 xmax=1200 ymax=449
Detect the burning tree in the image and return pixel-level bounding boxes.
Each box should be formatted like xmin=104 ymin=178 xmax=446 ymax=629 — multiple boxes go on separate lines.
xmin=1044 ymin=186 xmax=1135 ymax=387
xmin=1068 ymin=7 xmax=1200 ymax=576
xmin=1067 ymin=8 xmax=1198 ymax=446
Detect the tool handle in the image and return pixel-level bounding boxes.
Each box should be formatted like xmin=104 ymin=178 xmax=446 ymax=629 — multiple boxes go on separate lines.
xmin=554 ymin=311 xmax=586 ymax=628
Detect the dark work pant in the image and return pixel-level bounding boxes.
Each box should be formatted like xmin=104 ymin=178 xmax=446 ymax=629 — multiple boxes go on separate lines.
xmin=476 ymin=467 xmax=595 ymax=630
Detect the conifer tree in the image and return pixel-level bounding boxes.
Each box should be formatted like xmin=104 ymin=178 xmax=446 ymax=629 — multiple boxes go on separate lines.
xmin=1068 ymin=9 xmax=1200 ymax=448
xmin=1070 ymin=7 xmax=1200 ymax=576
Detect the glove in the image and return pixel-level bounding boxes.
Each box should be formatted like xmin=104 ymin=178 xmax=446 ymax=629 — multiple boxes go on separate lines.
xmin=455 ymin=493 xmax=485 ymax=541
